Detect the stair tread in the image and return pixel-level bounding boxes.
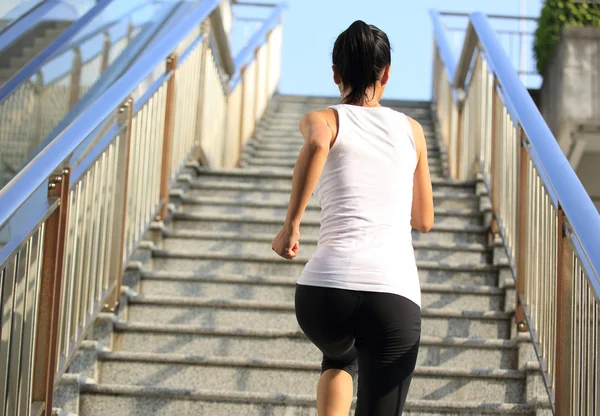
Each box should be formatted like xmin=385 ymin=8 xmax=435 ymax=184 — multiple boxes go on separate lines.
xmin=162 ymin=228 xmax=488 ymax=246
xmin=127 ymin=293 xmax=510 ymax=318
xmin=172 ymin=211 xmax=487 ymax=228
xmin=139 ymin=269 xmax=501 ymax=292
xmin=80 ymin=383 xmax=535 ymax=413
xmin=99 ymin=350 xmax=524 ymax=378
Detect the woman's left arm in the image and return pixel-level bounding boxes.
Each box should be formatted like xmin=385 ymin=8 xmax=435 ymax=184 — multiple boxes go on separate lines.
xmin=271 ymin=110 xmax=334 ymax=260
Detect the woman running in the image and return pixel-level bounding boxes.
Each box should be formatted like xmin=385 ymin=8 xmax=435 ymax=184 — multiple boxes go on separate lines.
xmin=271 ymin=20 xmax=434 ymax=416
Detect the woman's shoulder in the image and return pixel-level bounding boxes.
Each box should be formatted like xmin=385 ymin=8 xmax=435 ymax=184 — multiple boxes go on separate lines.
xmin=299 ymin=108 xmax=339 ymax=142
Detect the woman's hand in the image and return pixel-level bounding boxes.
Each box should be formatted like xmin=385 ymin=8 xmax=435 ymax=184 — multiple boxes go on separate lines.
xmin=272 ymin=224 xmax=300 ymax=260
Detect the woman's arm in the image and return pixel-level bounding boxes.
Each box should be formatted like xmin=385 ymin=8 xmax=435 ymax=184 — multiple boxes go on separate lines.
xmin=408 ymin=117 xmax=434 ymax=233
xmin=271 ymin=110 xmax=335 ymax=259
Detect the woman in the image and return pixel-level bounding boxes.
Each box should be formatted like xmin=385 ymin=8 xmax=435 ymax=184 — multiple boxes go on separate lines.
xmin=271 ymin=20 xmax=434 ymax=416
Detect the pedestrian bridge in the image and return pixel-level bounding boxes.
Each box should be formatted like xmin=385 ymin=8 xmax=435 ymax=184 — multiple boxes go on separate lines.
xmin=0 ymin=1 xmax=598 ymax=415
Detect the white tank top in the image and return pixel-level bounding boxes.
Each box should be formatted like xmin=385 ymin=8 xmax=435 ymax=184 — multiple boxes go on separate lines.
xmin=297 ymin=104 xmax=421 ymax=307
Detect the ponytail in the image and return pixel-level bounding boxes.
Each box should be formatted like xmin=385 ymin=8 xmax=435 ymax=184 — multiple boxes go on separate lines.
xmin=333 ymin=21 xmax=391 ymax=105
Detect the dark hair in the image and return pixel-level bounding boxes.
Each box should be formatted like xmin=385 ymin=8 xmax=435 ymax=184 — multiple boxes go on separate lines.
xmin=332 ymin=20 xmax=391 ymax=105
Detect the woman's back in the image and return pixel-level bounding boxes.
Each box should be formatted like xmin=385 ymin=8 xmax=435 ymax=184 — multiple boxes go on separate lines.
xmin=298 ymin=103 xmax=421 ymax=307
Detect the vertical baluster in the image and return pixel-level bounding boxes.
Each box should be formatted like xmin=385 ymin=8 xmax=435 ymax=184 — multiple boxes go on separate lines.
xmin=157 ymin=54 xmax=178 ymax=221
xmin=32 ymin=168 xmax=70 ymax=415
xmin=17 ymin=229 xmax=43 ymax=414
xmin=106 ymin=99 xmax=134 ymax=312
xmin=555 ymin=210 xmax=573 ymax=416
xmin=516 ymin=134 xmax=529 ymax=331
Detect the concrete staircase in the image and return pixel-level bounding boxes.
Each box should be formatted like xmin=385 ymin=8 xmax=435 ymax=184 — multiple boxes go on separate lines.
xmin=0 ymin=21 xmax=72 ymax=86
xmin=55 ymin=95 xmax=552 ymax=415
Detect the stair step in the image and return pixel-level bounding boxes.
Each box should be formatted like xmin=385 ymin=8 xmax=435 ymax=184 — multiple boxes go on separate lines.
xmin=114 ymin=320 xmax=517 ymax=368
xmin=179 ymin=200 xmax=481 ymax=228
xmin=79 ymin=384 xmax=534 ymax=416
xmin=192 ymin=167 xmax=470 ymax=190
xmin=244 ymin=146 xmax=443 ymax=159
xmin=159 ymin=231 xmax=490 ymax=264
xmin=171 ymin=212 xmax=489 ymax=244
xmin=248 ymin=140 xmax=440 ymax=153
xmin=149 ymin=249 xmax=497 ymax=285
xmin=241 ymin=158 xmax=445 ymax=172
xmin=140 ymin=269 xmax=503 ymax=309
xmin=187 ymin=184 xmax=481 ymax=211
xmin=125 ymin=294 xmax=511 ymax=338
xmin=190 ymin=174 xmax=471 ymax=196
xmin=94 ymin=352 xmax=524 ymax=402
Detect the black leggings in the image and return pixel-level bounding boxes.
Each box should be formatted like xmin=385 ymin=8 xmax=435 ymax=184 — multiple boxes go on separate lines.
xmin=295 ymin=284 xmax=421 ymax=416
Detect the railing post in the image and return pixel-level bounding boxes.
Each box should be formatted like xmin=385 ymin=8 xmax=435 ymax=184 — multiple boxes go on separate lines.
xmin=516 ymin=134 xmax=529 ymax=332
xmin=264 ymin=30 xmax=273 ymax=109
xmin=555 ymin=209 xmax=573 ymax=416
xmin=236 ymin=66 xmax=247 ymax=166
xmin=489 ymin=78 xmax=501 ymax=239
xmin=455 ymin=103 xmax=463 ymax=180
xmin=100 ymin=31 xmax=111 ymax=72
xmin=31 ymin=168 xmax=70 ymax=415
xmin=68 ymin=48 xmax=82 ymax=109
xmin=105 ymin=98 xmax=134 ymax=312
xmin=253 ymin=46 xmax=261 ymax=122
xmin=157 ymin=54 xmax=178 ymax=221
xmin=193 ymin=23 xmax=210 ymax=164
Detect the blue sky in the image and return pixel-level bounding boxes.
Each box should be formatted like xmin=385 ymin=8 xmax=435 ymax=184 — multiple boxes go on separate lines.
xmin=276 ymin=0 xmax=543 ymax=100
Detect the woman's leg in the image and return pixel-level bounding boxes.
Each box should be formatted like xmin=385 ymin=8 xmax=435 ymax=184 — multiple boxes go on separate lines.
xmin=295 ymin=284 xmax=360 ymax=416
xmin=354 ymin=293 xmax=421 ymax=416
xmin=317 ymin=369 xmax=353 ymax=416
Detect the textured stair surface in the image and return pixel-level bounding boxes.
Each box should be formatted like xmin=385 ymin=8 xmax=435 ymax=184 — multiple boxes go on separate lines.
xmin=62 ymin=95 xmax=549 ymax=415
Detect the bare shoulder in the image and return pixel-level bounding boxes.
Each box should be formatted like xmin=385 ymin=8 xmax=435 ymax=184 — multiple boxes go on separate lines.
xmin=406 ymin=116 xmax=425 ymax=137
xmin=299 ymin=108 xmax=338 ymax=141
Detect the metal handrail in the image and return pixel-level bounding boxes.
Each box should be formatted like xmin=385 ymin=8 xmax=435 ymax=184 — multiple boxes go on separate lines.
xmin=429 ymin=10 xmax=457 ymax=81
xmin=0 ymin=1 xmax=285 ymax=413
xmin=430 ymin=9 xmax=600 ymax=415
xmin=462 ymin=12 xmax=600 ymax=288
xmin=0 ymin=0 xmax=221 ymax=226
xmin=0 ymin=0 xmax=113 ymax=105
xmin=233 ymin=2 xmax=286 ymax=75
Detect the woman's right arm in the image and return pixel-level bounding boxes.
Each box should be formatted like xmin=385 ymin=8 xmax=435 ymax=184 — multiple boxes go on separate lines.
xmin=408 ymin=117 xmax=434 ymax=233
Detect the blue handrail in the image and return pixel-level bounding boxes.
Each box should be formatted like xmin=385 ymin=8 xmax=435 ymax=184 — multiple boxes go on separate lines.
xmin=0 ymin=1 xmax=77 ymax=53
xmin=468 ymin=12 xmax=600 ymax=288
xmin=0 ymin=0 xmax=113 ymax=105
xmin=230 ymin=2 xmax=286 ymax=89
xmin=429 ymin=10 xmax=457 ymax=82
xmin=0 ymin=0 xmax=222 ymax=226
xmin=431 ymin=9 xmax=600 ymax=291
xmin=0 ymin=0 xmax=288 ymax=228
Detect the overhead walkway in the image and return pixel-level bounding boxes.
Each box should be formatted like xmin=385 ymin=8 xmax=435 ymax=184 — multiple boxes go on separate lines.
xmin=0 ymin=2 xmax=598 ymax=416
xmin=0 ymin=0 xmax=193 ymax=189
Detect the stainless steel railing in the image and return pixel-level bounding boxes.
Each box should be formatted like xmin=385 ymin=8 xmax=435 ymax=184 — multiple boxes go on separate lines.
xmin=431 ymin=10 xmax=600 ymax=415
xmin=436 ymin=11 xmax=541 ymax=88
xmin=0 ymin=0 xmax=168 ymax=189
xmin=0 ymin=0 xmax=285 ymax=414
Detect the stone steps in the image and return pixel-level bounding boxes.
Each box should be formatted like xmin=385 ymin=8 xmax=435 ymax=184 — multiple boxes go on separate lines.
xmin=77 ymin=384 xmax=535 ymax=416
xmin=184 ymin=186 xmax=481 ymax=211
xmin=170 ymin=213 xmax=489 ymax=244
xmin=158 ymin=232 xmax=490 ymax=263
xmin=114 ymin=320 xmax=517 ymax=368
xmin=139 ymin=272 xmax=504 ymax=310
xmin=123 ymin=293 xmax=511 ymax=339
xmin=94 ymin=351 xmax=525 ymax=402
xmin=60 ymin=95 xmax=550 ymax=416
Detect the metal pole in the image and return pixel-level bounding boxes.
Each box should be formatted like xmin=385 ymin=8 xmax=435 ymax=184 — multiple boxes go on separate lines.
xmin=519 ymin=0 xmax=527 ymax=83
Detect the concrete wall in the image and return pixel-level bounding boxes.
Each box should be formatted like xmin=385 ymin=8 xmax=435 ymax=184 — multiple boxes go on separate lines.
xmin=539 ymin=26 xmax=600 ymax=212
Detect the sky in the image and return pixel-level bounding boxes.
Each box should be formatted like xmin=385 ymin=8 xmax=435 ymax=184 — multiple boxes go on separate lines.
xmin=276 ymin=0 xmax=544 ymax=100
